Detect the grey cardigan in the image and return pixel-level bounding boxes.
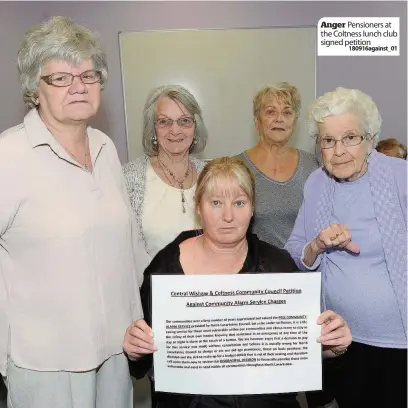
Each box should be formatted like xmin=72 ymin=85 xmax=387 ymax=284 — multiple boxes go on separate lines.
xmin=122 ymin=154 xmax=206 ymax=254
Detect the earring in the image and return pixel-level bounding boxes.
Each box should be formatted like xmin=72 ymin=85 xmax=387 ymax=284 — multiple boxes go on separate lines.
xmin=152 ymin=135 xmax=158 ymax=146
xmin=193 ymin=137 xmax=198 ymax=145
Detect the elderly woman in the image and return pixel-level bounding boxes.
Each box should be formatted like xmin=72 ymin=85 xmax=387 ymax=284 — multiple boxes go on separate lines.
xmin=123 ymin=85 xmax=207 ymax=262
xmin=123 ymin=157 xmax=352 ymax=408
xmin=0 ymin=16 xmax=148 ymax=408
xmin=376 ymin=137 xmax=407 ymax=159
xmin=238 ymin=84 xmax=334 ymax=408
xmin=237 ymin=82 xmax=320 ymax=249
xmin=285 ymin=87 xmax=407 ymax=407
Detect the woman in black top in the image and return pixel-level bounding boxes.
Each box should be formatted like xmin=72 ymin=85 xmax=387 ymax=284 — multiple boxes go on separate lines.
xmin=123 ymin=157 xmax=351 ymax=408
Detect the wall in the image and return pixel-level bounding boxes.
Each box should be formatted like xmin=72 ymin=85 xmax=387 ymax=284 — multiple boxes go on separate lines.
xmin=0 ymin=1 xmax=406 ymax=163
xmin=0 ymin=5 xmax=43 ymax=130
xmin=0 ymin=2 xmax=405 ymax=406
xmin=120 ymin=27 xmax=317 ymax=160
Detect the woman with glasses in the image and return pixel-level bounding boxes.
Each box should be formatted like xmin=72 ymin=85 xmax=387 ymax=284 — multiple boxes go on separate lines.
xmin=123 ymin=157 xmax=352 ymax=408
xmin=0 ymin=16 xmax=148 ymax=408
xmin=123 ymin=85 xmax=208 ymax=261
xmin=285 ymin=87 xmax=407 ymax=407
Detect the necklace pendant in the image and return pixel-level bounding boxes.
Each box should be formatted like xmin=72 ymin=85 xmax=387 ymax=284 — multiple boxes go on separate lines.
xmin=181 ymin=190 xmax=186 ymax=213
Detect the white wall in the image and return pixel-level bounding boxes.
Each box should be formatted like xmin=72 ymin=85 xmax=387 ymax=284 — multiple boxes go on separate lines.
xmin=120 ymin=27 xmax=316 ymax=160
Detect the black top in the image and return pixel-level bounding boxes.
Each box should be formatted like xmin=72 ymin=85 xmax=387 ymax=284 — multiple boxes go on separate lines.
xmin=129 ymin=230 xmax=301 ymax=408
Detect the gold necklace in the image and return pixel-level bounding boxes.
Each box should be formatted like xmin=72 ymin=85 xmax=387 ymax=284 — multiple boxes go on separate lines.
xmin=157 ymin=158 xmax=191 ymax=213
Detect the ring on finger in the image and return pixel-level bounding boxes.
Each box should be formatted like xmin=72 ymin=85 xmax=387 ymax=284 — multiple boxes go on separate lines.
xmin=330 ymin=232 xmax=342 ymax=241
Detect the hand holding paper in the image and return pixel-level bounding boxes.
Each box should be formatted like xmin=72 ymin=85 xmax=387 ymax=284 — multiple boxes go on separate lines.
xmin=317 ymin=310 xmax=351 ymax=357
xmin=152 ymin=273 xmax=326 ymax=395
xmin=123 ymin=319 xmax=157 ymax=361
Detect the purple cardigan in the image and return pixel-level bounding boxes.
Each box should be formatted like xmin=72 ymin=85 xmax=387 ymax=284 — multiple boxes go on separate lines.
xmin=285 ymin=150 xmax=407 ymax=338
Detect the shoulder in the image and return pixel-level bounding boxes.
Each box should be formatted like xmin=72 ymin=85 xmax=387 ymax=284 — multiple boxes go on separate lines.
xmin=89 ymin=127 xmax=121 ymax=163
xmin=122 ymin=156 xmax=149 ymax=190
xmin=380 ymin=153 xmax=407 ymax=193
xmin=144 ymin=230 xmax=199 ymax=277
xmin=371 ymin=151 xmax=407 ymax=186
xmin=303 ymin=167 xmax=326 ymax=193
xmin=235 ymin=152 xmax=251 ymax=167
xmin=249 ymin=233 xmax=298 ymax=272
xmin=391 ymin=157 xmax=408 ymax=181
xmin=123 ymin=155 xmax=148 ymax=175
xmin=0 ymin=122 xmax=25 ymax=141
xmin=236 ymin=151 xmax=253 ymax=164
xmin=0 ymin=122 xmax=31 ymax=168
xmin=299 ymin=149 xmax=320 ymax=169
xmin=191 ymin=156 xmax=206 ymax=172
xmin=380 ymin=152 xmax=407 ymax=173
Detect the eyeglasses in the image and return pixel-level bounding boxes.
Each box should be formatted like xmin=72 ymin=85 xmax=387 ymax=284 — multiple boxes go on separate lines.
xmin=319 ymin=134 xmax=366 ymax=149
xmin=155 ymin=117 xmax=195 ymax=129
xmin=40 ymin=70 xmax=102 ymax=87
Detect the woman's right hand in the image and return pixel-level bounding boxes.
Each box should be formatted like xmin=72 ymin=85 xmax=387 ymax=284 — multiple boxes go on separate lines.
xmin=303 ymin=224 xmax=360 ymax=267
xmin=123 ymin=319 xmax=158 ymax=361
xmin=312 ymin=224 xmax=360 ymax=255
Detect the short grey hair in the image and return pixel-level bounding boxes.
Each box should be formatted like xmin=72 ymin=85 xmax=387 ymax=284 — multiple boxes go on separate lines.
xmin=142 ymin=84 xmax=208 ymax=156
xmin=307 ymin=87 xmax=382 ymax=145
xmin=17 ymin=16 xmax=108 ymax=109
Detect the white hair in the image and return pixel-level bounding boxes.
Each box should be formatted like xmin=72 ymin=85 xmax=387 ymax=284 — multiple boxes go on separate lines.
xmin=307 ymin=87 xmax=382 ymax=145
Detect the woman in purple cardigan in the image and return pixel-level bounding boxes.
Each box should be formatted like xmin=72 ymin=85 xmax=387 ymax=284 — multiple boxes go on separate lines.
xmin=285 ymin=87 xmax=407 ymax=407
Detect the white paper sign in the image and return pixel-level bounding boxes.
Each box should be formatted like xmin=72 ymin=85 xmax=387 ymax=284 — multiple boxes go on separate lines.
xmin=151 ymin=272 xmax=322 ymax=395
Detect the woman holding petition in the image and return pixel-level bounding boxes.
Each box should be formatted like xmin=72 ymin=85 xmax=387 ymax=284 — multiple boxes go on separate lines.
xmin=123 ymin=157 xmax=352 ymax=408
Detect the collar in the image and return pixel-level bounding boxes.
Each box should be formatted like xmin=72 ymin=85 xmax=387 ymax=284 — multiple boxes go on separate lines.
xmin=24 ymin=108 xmax=106 ymax=167
xmin=168 ymin=230 xmax=260 ymax=274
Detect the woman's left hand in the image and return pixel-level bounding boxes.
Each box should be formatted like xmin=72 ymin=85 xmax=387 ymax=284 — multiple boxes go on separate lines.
xmin=317 ymin=310 xmax=352 ymax=356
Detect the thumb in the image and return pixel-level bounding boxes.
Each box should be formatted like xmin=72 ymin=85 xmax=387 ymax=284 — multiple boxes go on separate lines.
xmin=345 ymin=241 xmax=360 ymax=253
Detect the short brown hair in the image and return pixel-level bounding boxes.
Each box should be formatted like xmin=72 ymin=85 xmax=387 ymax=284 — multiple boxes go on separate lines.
xmin=376 ymin=138 xmax=407 ymax=159
xmin=194 ymin=157 xmax=255 ymax=219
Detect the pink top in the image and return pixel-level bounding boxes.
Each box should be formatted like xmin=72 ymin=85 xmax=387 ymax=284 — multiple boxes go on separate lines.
xmin=0 ymin=109 xmax=149 ymax=374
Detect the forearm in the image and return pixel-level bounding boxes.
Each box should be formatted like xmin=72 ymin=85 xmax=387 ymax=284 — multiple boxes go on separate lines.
xmin=302 ymin=240 xmax=322 ymax=267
